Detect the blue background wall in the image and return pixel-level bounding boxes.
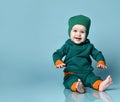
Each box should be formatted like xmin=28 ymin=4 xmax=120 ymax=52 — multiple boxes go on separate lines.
xmin=0 ymin=0 xmax=120 ymax=101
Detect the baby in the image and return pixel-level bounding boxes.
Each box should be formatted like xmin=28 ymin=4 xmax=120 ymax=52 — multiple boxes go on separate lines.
xmin=52 ymin=15 xmax=112 ymax=93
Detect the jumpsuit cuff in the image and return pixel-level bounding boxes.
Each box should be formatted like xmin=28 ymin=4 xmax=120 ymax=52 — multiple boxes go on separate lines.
xmin=55 ymin=59 xmax=64 ymax=66
xmin=92 ymin=80 xmax=102 ymax=90
xmin=97 ymin=60 xmax=106 ymax=66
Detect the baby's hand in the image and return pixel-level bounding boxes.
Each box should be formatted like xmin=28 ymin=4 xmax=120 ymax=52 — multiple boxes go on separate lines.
xmin=55 ymin=60 xmax=66 ymax=68
xmin=97 ymin=61 xmax=107 ymax=69
xmin=97 ymin=64 xmax=107 ymax=69
xmin=56 ymin=63 xmax=66 ymax=68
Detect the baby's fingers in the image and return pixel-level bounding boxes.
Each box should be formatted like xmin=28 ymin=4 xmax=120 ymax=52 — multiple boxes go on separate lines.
xmin=56 ymin=64 xmax=66 ymax=68
xmin=60 ymin=63 xmax=66 ymax=68
xmin=97 ymin=64 xmax=107 ymax=69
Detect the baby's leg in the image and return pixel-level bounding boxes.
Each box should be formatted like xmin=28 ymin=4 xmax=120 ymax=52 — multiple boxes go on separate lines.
xmin=99 ymin=75 xmax=112 ymax=92
xmin=76 ymin=79 xmax=86 ymax=93
xmin=64 ymin=74 xmax=85 ymax=93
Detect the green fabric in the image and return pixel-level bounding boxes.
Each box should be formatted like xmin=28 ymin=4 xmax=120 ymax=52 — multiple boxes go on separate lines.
xmin=52 ymin=39 xmax=105 ymax=89
xmin=68 ymin=15 xmax=91 ymax=36
xmin=53 ymin=39 xmax=105 ymax=73
xmin=63 ymin=72 xmax=102 ymax=89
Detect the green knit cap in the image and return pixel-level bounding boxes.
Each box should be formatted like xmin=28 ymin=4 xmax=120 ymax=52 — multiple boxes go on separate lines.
xmin=68 ymin=15 xmax=91 ymax=36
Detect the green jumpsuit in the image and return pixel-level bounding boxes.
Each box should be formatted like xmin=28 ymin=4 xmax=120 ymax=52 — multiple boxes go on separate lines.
xmin=53 ymin=39 xmax=105 ymax=90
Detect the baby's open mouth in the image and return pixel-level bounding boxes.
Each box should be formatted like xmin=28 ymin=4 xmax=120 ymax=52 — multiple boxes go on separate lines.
xmin=74 ymin=37 xmax=81 ymax=40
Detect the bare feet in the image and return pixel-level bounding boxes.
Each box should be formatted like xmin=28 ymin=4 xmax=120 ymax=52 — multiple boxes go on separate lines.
xmin=99 ymin=75 xmax=112 ymax=91
xmin=76 ymin=79 xmax=86 ymax=93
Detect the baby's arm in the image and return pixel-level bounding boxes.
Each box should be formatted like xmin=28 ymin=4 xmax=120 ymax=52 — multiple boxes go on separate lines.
xmin=90 ymin=44 xmax=107 ymax=69
xmin=97 ymin=61 xmax=107 ymax=69
xmin=53 ymin=43 xmax=68 ymax=69
xmin=55 ymin=60 xmax=66 ymax=68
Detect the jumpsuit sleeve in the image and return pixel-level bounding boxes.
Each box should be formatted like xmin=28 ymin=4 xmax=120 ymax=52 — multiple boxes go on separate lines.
xmin=52 ymin=43 xmax=67 ymax=64
xmin=90 ymin=44 xmax=106 ymax=63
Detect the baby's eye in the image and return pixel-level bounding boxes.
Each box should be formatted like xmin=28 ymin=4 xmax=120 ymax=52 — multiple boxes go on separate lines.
xmin=73 ymin=30 xmax=77 ymax=32
xmin=81 ymin=31 xmax=85 ymax=33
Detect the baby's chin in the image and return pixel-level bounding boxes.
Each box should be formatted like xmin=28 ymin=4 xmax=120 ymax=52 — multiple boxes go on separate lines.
xmin=73 ymin=40 xmax=84 ymax=44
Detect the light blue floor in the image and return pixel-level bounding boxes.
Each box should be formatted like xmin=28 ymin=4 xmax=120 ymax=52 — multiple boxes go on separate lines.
xmin=0 ymin=77 xmax=119 ymax=102
xmin=43 ymin=80 xmax=120 ymax=102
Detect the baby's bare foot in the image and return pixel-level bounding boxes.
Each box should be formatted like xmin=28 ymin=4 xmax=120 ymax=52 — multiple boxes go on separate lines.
xmin=76 ymin=79 xmax=86 ymax=93
xmin=99 ymin=75 xmax=112 ymax=91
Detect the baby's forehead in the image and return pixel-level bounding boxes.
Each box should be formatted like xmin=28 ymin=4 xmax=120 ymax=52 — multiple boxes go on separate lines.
xmin=72 ymin=24 xmax=86 ymax=30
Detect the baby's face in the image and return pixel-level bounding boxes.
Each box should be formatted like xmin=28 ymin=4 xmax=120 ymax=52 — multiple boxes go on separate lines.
xmin=70 ymin=25 xmax=86 ymax=44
